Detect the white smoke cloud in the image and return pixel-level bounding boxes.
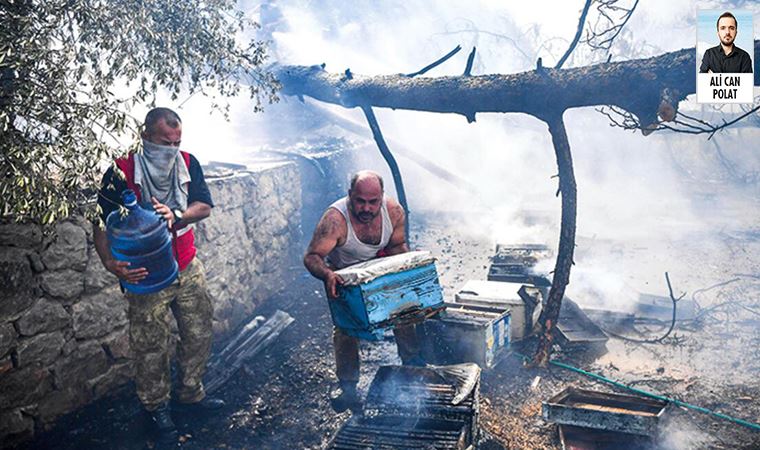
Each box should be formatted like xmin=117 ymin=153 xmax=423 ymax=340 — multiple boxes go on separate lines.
xmin=138 ymin=1 xmax=760 ymax=311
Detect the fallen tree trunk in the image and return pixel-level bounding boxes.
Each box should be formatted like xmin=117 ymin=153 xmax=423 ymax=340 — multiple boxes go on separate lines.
xmin=275 ymin=41 xmax=759 ymax=128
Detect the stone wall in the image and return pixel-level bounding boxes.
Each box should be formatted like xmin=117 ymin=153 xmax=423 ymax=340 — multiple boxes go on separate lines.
xmin=197 ymin=162 xmax=301 ymax=334
xmin=283 ymin=139 xmax=356 ymax=246
xmin=0 ymin=161 xmax=301 ymax=445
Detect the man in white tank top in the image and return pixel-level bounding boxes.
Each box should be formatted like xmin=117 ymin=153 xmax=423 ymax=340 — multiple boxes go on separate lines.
xmin=303 ymin=170 xmax=423 ymax=412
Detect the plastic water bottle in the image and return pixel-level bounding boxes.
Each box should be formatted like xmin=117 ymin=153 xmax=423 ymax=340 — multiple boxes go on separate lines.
xmin=106 ymin=189 xmax=179 ymax=294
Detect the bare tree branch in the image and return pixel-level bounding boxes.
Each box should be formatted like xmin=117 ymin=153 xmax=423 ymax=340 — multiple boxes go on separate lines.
xmin=434 ymin=20 xmax=532 ymax=62
xmin=599 ymin=102 xmax=760 ymax=140
xmin=556 ymin=0 xmax=594 ymax=69
xmin=360 ymin=105 xmax=410 ymax=242
xmin=405 ymin=45 xmax=462 ymax=78
xmin=464 ymin=47 xmax=477 ymax=76
xmin=583 ymin=0 xmax=640 ymax=52
xmin=603 ymin=272 xmax=686 ymax=344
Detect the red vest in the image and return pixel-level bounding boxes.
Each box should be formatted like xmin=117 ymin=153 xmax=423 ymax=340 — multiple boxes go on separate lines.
xmin=115 ymin=152 xmax=196 ymax=271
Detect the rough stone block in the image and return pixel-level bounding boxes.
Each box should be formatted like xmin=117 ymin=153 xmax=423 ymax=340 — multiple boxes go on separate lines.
xmin=16 ymin=330 xmax=65 ymax=367
xmin=52 ymin=340 xmax=109 ymax=391
xmin=40 ymin=269 xmax=84 ymax=300
xmin=206 ymin=173 xmax=256 ymax=213
xmin=72 ymin=288 xmax=126 ymax=339
xmin=0 ymin=248 xmax=35 ymax=299
xmin=0 ymin=295 xmax=37 ymax=325
xmin=267 ymin=213 xmax=289 ymax=236
xmin=0 ymin=364 xmax=53 ymax=405
xmin=15 ymin=298 xmax=71 ymax=336
xmin=256 ymin=173 xmax=276 ymax=200
xmin=0 ymin=408 xmax=35 ymax=440
xmin=89 ymin=362 xmax=133 ymax=399
xmin=0 ymin=322 xmax=17 ymax=357
xmin=28 ymin=252 xmax=45 ymax=273
xmin=69 ymin=215 xmax=94 ymax=241
xmin=41 ymin=221 xmax=88 ymax=271
xmin=37 ymin=386 xmax=91 ymax=424
xmin=83 ymin=250 xmax=116 ymax=294
xmin=0 ymin=354 xmax=14 ymax=374
xmin=0 ymin=223 xmax=42 ymax=248
xmin=61 ymin=335 xmax=77 ymax=356
xmin=199 ymin=207 xmax=244 ymax=245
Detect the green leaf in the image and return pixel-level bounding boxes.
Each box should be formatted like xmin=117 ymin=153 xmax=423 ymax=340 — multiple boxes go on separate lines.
xmin=0 ymin=0 xmax=279 ymax=225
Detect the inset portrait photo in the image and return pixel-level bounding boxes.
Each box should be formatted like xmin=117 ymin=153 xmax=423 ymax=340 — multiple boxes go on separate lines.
xmin=696 ymin=10 xmax=754 ymax=104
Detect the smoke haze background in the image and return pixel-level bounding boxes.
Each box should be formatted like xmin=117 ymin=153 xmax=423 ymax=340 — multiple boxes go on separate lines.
xmin=142 ymin=0 xmax=760 ymax=309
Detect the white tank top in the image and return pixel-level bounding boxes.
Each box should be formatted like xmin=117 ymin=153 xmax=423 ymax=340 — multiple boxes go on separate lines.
xmin=327 ymin=196 xmax=393 ymax=270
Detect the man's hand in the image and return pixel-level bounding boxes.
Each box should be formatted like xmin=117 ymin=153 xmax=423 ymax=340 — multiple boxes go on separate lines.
xmin=324 ymin=271 xmax=344 ymax=299
xmin=92 ymin=224 xmax=147 ymax=284
xmin=151 ymin=196 xmax=173 ymax=228
xmin=105 ymin=260 xmax=149 ymax=284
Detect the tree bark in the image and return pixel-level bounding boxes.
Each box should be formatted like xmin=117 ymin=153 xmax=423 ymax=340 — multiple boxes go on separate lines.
xmin=533 ymin=113 xmax=577 ymax=366
xmin=361 ymin=105 xmax=411 ymax=242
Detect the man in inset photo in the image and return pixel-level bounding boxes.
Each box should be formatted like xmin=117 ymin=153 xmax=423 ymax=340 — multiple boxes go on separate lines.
xmin=699 ymin=11 xmax=753 ymax=73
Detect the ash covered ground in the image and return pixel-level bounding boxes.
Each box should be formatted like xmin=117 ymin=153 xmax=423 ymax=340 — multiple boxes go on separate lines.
xmin=20 ymin=203 xmax=760 ymax=450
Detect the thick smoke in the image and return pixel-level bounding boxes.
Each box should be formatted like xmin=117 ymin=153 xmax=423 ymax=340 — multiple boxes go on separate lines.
xmin=149 ymin=1 xmax=760 ymax=312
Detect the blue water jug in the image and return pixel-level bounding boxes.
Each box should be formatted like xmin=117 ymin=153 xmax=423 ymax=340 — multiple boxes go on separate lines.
xmin=106 ymin=189 xmax=179 ymax=294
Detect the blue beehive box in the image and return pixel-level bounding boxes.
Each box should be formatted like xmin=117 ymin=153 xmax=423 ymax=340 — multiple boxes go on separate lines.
xmin=330 ymin=251 xmax=445 ymax=341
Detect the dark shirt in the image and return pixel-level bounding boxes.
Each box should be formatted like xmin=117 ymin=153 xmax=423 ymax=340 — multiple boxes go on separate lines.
xmin=97 ymin=153 xmax=214 ymax=222
xmin=699 ymin=44 xmax=753 ymax=73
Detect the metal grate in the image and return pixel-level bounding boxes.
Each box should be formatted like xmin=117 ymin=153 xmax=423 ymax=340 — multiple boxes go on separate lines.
xmin=365 ymin=379 xmax=476 ymax=421
xmin=364 ymin=365 xmax=478 ymax=415
xmin=328 ymin=416 xmax=468 ymax=450
xmin=328 ymin=364 xmax=482 ymax=449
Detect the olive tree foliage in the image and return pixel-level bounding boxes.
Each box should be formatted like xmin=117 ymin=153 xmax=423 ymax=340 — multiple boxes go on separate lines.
xmin=0 ymin=0 xmax=279 ymax=225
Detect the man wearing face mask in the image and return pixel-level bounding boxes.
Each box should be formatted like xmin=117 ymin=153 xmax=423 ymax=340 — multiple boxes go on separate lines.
xmin=304 ymin=170 xmax=424 ymax=413
xmin=699 ymin=11 xmax=753 ymax=74
xmin=93 ymin=107 xmax=223 ymax=446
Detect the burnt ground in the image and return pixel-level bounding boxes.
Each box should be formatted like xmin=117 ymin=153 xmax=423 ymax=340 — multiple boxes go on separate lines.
xmin=18 ymin=207 xmax=760 ymax=450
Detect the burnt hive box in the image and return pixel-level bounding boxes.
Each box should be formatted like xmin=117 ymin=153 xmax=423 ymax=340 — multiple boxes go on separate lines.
xmin=331 ymin=251 xmax=445 ymax=341
xmin=556 ymin=297 xmax=608 ymax=348
xmin=364 ymin=365 xmax=480 ymax=420
xmin=327 ymin=364 xmax=481 ymax=449
xmin=543 ymin=387 xmax=669 ymax=437
xmin=487 ymin=243 xmax=552 ymax=289
xmin=420 ymin=302 xmax=510 ymax=369
xmin=557 ymin=424 xmax=653 ymax=450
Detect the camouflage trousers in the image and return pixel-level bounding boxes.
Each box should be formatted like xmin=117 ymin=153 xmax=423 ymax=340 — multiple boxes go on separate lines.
xmin=126 ymin=258 xmax=213 ymax=411
xmin=333 ymin=324 xmax=420 ymax=383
